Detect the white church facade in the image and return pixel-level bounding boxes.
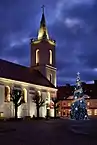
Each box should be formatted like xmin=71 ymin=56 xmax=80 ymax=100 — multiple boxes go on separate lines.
xmin=0 ymin=7 xmax=57 ymax=119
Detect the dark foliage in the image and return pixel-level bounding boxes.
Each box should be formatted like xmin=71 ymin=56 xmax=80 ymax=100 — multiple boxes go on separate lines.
xmin=33 ymin=91 xmax=45 ymax=119
xmin=10 ymin=89 xmax=25 ymax=120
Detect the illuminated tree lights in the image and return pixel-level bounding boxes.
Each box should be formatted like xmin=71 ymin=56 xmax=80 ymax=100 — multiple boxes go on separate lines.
xmin=70 ymin=72 xmax=88 ymax=120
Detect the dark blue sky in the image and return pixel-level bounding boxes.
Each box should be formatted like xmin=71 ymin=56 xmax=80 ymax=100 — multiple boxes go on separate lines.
xmin=0 ymin=0 xmax=97 ymax=86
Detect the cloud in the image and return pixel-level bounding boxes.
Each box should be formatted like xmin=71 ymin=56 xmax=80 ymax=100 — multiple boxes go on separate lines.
xmin=0 ymin=0 xmax=97 ymax=86
xmin=64 ymin=18 xmax=84 ymax=28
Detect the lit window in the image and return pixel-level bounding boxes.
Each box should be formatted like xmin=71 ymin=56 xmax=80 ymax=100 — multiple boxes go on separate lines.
xmin=36 ymin=49 xmax=39 ymax=64
xmin=68 ymin=103 xmax=71 ymax=106
xmin=49 ymin=50 xmax=52 ymax=65
xmin=87 ymin=109 xmax=92 ymax=115
xmin=87 ymin=102 xmax=90 ymax=106
xmin=38 ymin=90 xmax=41 ymax=96
xmin=59 ymin=111 xmax=61 ymax=115
xmin=5 ymin=86 xmax=10 ymax=102
xmin=94 ymin=109 xmax=97 ymax=115
xmin=23 ymin=88 xmax=27 ymax=103
xmin=0 ymin=112 xmax=3 ymax=117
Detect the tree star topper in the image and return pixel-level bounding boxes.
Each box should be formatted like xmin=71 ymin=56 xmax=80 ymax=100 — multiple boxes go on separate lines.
xmin=77 ymin=72 xmax=80 ymax=76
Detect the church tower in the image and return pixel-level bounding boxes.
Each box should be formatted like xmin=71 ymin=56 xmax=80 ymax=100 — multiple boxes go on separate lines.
xmin=30 ymin=6 xmax=57 ymax=87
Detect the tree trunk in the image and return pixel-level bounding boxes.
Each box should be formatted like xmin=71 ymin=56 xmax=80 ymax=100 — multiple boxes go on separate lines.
xmin=15 ymin=104 xmax=18 ymax=120
xmin=37 ymin=105 xmax=39 ymax=119
xmin=54 ymin=104 xmax=56 ymax=118
xmin=46 ymin=109 xmax=49 ymax=119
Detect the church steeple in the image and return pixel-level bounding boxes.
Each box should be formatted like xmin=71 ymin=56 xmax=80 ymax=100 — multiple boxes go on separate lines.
xmin=30 ymin=6 xmax=56 ymax=86
xmin=38 ymin=5 xmax=49 ymax=40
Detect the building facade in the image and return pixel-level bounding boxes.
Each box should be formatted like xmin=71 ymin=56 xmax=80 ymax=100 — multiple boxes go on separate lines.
xmin=0 ymin=8 xmax=57 ymax=119
xmin=57 ymin=81 xmax=97 ymax=117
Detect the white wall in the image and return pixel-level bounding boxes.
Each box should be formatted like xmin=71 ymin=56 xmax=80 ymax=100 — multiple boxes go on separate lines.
xmin=0 ymin=80 xmax=57 ymax=118
xmin=0 ymin=85 xmax=4 ymax=106
xmin=50 ymin=109 xmax=54 ymax=117
xmin=39 ymin=92 xmax=47 ymax=117
xmin=18 ymin=103 xmax=28 ymax=118
xmin=28 ymin=90 xmax=36 ymax=117
xmin=0 ymin=84 xmax=5 ymax=117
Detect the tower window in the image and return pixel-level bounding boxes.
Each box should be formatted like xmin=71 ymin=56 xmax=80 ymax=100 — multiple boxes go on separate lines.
xmin=49 ymin=50 xmax=52 ymax=65
xmin=36 ymin=49 xmax=39 ymax=64
xmin=49 ymin=74 xmax=52 ymax=82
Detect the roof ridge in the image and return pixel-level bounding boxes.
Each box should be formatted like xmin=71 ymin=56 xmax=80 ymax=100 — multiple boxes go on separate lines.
xmin=0 ymin=58 xmax=29 ymax=69
xmin=36 ymin=70 xmax=56 ymax=88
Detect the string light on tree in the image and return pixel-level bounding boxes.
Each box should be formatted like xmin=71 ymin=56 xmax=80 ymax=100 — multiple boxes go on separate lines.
xmin=70 ymin=72 xmax=88 ymax=120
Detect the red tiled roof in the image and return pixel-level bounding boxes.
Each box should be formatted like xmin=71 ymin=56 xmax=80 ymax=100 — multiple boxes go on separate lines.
xmin=0 ymin=59 xmax=55 ymax=88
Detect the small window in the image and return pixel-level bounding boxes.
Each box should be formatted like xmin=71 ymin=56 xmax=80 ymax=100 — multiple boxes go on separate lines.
xmin=87 ymin=109 xmax=92 ymax=115
xmin=0 ymin=112 xmax=3 ymax=117
xmin=49 ymin=74 xmax=52 ymax=82
xmin=36 ymin=49 xmax=39 ymax=64
xmin=49 ymin=50 xmax=52 ymax=65
xmin=94 ymin=109 xmax=97 ymax=115
xmin=68 ymin=102 xmax=71 ymax=106
xmin=87 ymin=102 xmax=90 ymax=106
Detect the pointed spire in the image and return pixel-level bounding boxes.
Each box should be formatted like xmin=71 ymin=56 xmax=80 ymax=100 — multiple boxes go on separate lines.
xmin=41 ymin=5 xmax=45 ymax=14
xmin=40 ymin=5 xmax=46 ymax=27
xmin=38 ymin=5 xmax=49 ymax=40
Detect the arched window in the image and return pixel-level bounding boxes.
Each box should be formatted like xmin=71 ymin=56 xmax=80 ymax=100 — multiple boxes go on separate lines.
xmin=36 ymin=49 xmax=39 ymax=64
xmin=49 ymin=50 xmax=52 ymax=65
xmin=5 ymin=86 xmax=10 ymax=102
xmin=23 ymin=88 xmax=27 ymax=103
xmin=38 ymin=90 xmax=41 ymax=96
xmin=49 ymin=74 xmax=52 ymax=82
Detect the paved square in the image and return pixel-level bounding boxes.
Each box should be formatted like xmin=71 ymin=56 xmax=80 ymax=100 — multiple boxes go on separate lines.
xmin=0 ymin=118 xmax=97 ymax=145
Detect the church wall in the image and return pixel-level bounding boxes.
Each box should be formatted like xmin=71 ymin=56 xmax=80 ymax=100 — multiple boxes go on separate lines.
xmin=0 ymin=83 xmax=14 ymax=118
xmin=39 ymin=91 xmax=47 ymax=117
xmin=3 ymin=102 xmax=14 ymax=118
xmin=28 ymin=89 xmax=36 ymax=117
xmin=50 ymin=109 xmax=54 ymax=117
xmin=46 ymin=66 xmax=56 ymax=87
xmin=0 ymin=84 xmax=5 ymax=117
xmin=0 ymin=78 xmax=57 ymax=118
xmin=0 ymin=84 xmax=4 ymax=106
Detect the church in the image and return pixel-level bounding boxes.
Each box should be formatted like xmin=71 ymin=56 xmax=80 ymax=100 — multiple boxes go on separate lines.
xmin=0 ymin=7 xmax=57 ymax=118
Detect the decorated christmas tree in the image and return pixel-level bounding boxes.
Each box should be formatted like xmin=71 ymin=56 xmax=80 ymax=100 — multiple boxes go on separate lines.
xmin=70 ymin=72 xmax=88 ymax=120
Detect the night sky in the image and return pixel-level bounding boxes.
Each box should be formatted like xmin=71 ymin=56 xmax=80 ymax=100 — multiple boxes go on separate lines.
xmin=0 ymin=0 xmax=97 ymax=86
